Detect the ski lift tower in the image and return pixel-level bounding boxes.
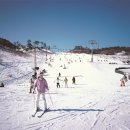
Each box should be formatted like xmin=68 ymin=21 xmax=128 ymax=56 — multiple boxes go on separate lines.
xmin=89 ymin=40 xmax=97 ymax=62
xmin=33 ymin=41 xmax=39 ymax=74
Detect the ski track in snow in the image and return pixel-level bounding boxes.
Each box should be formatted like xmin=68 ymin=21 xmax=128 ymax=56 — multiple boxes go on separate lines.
xmin=0 ymin=51 xmax=130 ymax=130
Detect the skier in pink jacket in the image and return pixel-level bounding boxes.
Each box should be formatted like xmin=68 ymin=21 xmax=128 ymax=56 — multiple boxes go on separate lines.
xmin=34 ymin=72 xmax=49 ymax=111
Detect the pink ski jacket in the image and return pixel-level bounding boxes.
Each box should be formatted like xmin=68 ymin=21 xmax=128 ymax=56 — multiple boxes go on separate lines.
xmin=34 ymin=78 xmax=49 ymax=93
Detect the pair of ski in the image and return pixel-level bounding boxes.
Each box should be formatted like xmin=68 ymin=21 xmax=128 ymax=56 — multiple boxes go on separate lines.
xmin=32 ymin=108 xmax=50 ymax=118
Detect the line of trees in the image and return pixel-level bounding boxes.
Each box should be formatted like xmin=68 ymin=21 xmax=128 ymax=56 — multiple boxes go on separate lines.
xmin=1 ymin=37 xmax=130 ymax=55
xmin=26 ymin=40 xmax=50 ymax=51
xmin=0 ymin=38 xmax=51 ymax=51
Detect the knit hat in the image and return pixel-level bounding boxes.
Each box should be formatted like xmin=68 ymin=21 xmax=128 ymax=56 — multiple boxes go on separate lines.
xmin=38 ymin=72 xmax=43 ymax=78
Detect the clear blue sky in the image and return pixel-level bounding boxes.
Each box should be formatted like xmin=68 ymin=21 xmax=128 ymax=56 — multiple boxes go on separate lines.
xmin=0 ymin=0 xmax=130 ymax=50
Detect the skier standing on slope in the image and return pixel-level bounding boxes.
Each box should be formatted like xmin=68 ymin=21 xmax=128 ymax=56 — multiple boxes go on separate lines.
xmin=72 ymin=76 xmax=76 ymax=84
xmin=34 ymin=72 xmax=49 ymax=111
xmin=64 ymin=77 xmax=68 ymax=88
xmin=59 ymin=72 xmax=61 ymax=77
xmin=56 ymin=76 xmax=60 ymax=88
xmin=29 ymin=75 xmax=37 ymax=93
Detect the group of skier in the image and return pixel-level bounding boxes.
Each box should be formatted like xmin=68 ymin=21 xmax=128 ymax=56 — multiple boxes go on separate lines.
xmin=29 ymin=71 xmax=76 ymax=112
xmin=56 ymin=74 xmax=76 ymax=88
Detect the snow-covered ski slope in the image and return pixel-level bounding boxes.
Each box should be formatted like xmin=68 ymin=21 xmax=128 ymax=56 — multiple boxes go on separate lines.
xmin=0 ymin=50 xmax=130 ymax=130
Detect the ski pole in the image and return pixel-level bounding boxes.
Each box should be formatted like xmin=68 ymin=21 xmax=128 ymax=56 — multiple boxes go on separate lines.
xmin=34 ymin=93 xmax=35 ymax=108
xmin=48 ymin=91 xmax=53 ymax=105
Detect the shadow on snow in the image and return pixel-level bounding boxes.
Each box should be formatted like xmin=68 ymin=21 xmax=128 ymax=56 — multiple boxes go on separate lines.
xmin=48 ymin=108 xmax=104 ymax=112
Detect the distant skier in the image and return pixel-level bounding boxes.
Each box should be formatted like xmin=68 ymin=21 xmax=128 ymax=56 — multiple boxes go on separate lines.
xmin=43 ymin=69 xmax=47 ymax=74
xmin=120 ymin=74 xmax=127 ymax=87
xmin=29 ymin=75 xmax=37 ymax=93
xmin=0 ymin=82 xmax=4 ymax=87
xmin=34 ymin=72 xmax=49 ymax=111
xmin=59 ymin=73 xmax=61 ymax=77
xmin=63 ymin=64 xmax=66 ymax=69
xmin=64 ymin=77 xmax=68 ymax=88
xmin=56 ymin=76 xmax=60 ymax=88
xmin=72 ymin=76 xmax=76 ymax=84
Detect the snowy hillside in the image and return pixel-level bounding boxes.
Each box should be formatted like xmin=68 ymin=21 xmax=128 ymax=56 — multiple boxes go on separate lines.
xmin=0 ymin=49 xmax=130 ymax=130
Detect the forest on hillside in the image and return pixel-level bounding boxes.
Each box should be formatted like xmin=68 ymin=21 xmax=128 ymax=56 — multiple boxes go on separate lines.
xmin=71 ymin=45 xmax=130 ymax=55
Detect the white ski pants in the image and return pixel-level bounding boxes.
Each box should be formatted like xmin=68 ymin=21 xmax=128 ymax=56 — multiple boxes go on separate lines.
xmin=35 ymin=92 xmax=47 ymax=110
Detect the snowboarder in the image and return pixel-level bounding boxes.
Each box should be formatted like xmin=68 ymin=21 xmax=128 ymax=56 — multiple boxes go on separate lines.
xmin=34 ymin=72 xmax=49 ymax=111
xmin=29 ymin=75 xmax=37 ymax=93
xmin=72 ymin=76 xmax=76 ymax=84
xmin=64 ymin=77 xmax=68 ymax=88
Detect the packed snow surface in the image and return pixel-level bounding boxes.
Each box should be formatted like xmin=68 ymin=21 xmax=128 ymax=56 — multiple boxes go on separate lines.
xmin=0 ymin=50 xmax=130 ymax=130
